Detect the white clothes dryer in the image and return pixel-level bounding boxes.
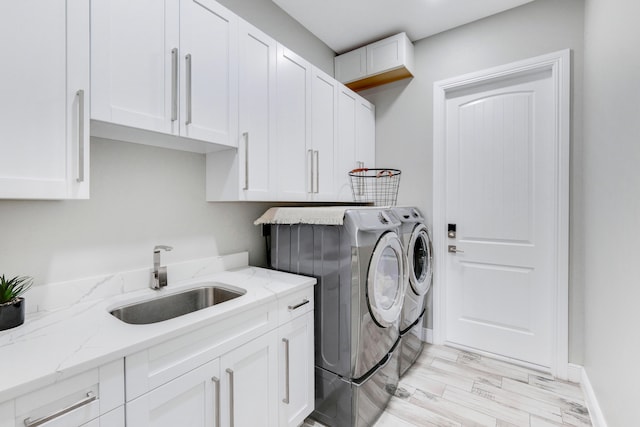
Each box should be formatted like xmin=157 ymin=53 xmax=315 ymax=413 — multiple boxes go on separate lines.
xmin=391 ymin=207 xmax=433 ymax=376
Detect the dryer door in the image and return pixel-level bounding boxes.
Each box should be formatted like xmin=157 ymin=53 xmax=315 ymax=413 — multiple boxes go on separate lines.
xmin=367 ymin=231 xmax=407 ymax=327
xmin=408 ymin=223 xmax=433 ymax=296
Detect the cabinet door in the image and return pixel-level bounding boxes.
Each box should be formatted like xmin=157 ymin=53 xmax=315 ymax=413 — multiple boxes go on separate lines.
xmin=310 ymin=68 xmax=337 ymax=201
xmin=276 ymin=46 xmax=312 ymax=201
xmin=334 ymin=47 xmax=366 ymax=84
xmin=0 ymin=0 xmax=89 ymax=199
xmin=80 ymin=407 xmax=125 ymax=427
xmin=91 ymin=0 xmax=179 ymax=135
xmin=180 ymin=0 xmax=237 ymax=147
xmin=278 ymin=312 xmax=314 ymax=427
xmin=221 ymin=330 xmax=278 ymax=427
xmin=126 ymin=359 xmax=220 ymax=427
xmin=336 ymin=85 xmax=358 ymax=202
xmin=356 ymin=96 xmax=376 ymax=168
xmin=366 ymin=33 xmax=406 ymax=76
xmin=238 ymin=20 xmax=277 ymax=200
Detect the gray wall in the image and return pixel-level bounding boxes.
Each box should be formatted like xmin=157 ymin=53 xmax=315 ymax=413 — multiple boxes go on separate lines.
xmin=0 ymin=1 xmax=334 ymax=287
xmin=0 ymin=138 xmax=273 ymax=285
xmin=216 ymin=0 xmax=336 ymax=75
xmin=582 ymin=0 xmax=640 ymax=424
xmin=361 ymin=0 xmax=586 ymax=363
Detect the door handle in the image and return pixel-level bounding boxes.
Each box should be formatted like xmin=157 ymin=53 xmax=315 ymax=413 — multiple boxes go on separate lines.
xmin=211 ymin=376 xmax=220 ymax=427
xmin=307 ymin=149 xmax=313 ymax=194
xmin=185 ymin=53 xmax=192 ymax=125
xmin=226 ymin=368 xmax=234 ymax=427
xmin=171 ymin=48 xmax=178 ymax=122
xmin=76 ymin=89 xmax=85 ymax=183
xmin=313 ymin=150 xmax=319 ymax=193
xmin=448 ymin=245 xmax=464 ymax=253
xmin=282 ymin=338 xmax=290 ymax=404
xmin=243 ymin=132 xmax=249 ymax=191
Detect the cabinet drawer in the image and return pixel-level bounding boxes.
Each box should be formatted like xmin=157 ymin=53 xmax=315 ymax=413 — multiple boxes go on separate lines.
xmin=277 ymin=287 xmax=314 ymax=326
xmin=125 ymin=300 xmax=277 ymax=401
xmin=9 ymin=360 xmax=123 ymax=427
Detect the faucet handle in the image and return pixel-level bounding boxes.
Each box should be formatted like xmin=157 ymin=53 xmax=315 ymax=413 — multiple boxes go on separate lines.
xmin=154 ymin=245 xmax=173 ymax=253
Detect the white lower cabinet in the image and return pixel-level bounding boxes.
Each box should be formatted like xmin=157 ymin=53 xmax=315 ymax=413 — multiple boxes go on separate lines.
xmin=121 ymin=292 xmax=313 ymax=427
xmin=221 ymin=330 xmax=279 ymax=427
xmin=278 ymin=311 xmax=314 ymax=427
xmin=0 ymin=360 xmax=124 ymax=427
xmin=126 ymin=359 xmax=220 ymax=427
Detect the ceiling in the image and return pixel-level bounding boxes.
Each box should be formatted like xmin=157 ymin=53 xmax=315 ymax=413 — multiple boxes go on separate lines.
xmin=272 ymin=0 xmax=535 ymax=54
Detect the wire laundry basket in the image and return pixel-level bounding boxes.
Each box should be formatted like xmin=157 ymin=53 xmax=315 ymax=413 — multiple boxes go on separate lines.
xmin=349 ymin=168 xmax=401 ymax=206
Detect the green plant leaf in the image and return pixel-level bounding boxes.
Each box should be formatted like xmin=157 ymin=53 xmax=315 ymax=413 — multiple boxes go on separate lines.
xmin=0 ymin=275 xmax=33 ymax=304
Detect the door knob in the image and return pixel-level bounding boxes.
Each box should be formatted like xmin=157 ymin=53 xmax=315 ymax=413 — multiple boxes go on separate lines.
xmin=448 ymin=245 xmax=464 ymax=253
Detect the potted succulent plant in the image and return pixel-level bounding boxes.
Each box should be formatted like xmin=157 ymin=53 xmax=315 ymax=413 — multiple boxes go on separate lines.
xmin=0 ymin=275 xmax=32 ymax=331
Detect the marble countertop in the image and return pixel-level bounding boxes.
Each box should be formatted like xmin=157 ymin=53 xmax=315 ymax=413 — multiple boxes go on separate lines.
xmin=0 ymin=266 xmax=315 ymax=402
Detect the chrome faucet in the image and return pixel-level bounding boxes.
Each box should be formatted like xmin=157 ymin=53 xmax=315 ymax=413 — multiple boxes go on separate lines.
xmin=152 ymin=245 xmax=173 ymax=290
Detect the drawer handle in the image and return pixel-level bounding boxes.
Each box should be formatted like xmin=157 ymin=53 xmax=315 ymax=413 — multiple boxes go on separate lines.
xmin=23 ymin=392 xmax=97 ymax=427
xmin=288 ymin=299 xmax=309 ymax=311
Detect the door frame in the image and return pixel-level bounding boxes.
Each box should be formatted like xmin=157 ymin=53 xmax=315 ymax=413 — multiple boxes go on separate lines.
xmin=432 ymin=49 xmax=570 ymax=379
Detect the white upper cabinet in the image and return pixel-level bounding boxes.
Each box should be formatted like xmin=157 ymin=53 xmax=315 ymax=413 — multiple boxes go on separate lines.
xmin=334 ymin=47 xmax=366 ymax=85
xmin=206 ymin=19 xmax=277 ymax=201
xmin=91 ymin=0 xmax=238 ymax=152
xmin=275 ymin=46 xmax=312 ymax=201
xmin=237 ymin=20 xmax=277 ymax=200
xmin=310 ymin=67 xmax=338 ymax=201
xmin=0 ymin=0 xmax=90 ymax=199
xmin=335 ymin=86 xmax=376 ymax=202
xmin=335 ymin=32 xmax=414 ymax=92
xmin=179 ymin=0 xmax=238 ymax=146
xmin=336 ymin=86 xmax=358 ymax=201
xmin=356 ymin=97 xmax=376 ymax=169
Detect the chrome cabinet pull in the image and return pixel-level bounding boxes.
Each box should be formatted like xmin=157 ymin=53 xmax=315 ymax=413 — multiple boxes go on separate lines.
xmin=24 ymin=392 xmax=97 ymax=427
xmin=313 ymin=150 xmax=319 ymax=193
xmin=185 ymin=53 xmax=192 ymax=125
xmin=76 ymin=89 xmax=85 ymax=183
xmin=243 ymin=132 xmax=249 ymax=190
xmin=171 ymin=48 xmax=178 ymax=122
xmin=226 ymin=368 xmax=234 ymax=427
xmin=308 ymin=149 xmax=313 ymax=194
xmin=288 ymin=299 xmax=309 ymax=311
xmin=282 ymin=338 xmax=290 ymax=404
xmin=212 ymin=376 xmax=220 ymax=427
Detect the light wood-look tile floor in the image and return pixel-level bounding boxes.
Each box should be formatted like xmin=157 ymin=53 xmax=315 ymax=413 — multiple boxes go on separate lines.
xmin=306 ymin=344 xmax=592 ymax=427
xmin=374 ymin=344 xmax=591 ymax=427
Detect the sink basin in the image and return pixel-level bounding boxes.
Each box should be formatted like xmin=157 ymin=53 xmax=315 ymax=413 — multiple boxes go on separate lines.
xmin=110 ymin=284 xmax=246 ymax=325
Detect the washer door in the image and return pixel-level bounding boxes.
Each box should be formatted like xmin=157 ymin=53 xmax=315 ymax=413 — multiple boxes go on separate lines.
xmin=408 ymin=224 xmax=433 ymax=296
xmin=367 ymin=231 xmax=407 ymax=327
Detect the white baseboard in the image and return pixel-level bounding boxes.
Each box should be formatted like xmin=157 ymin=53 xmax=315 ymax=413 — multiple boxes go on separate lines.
xmin=567 ymin=363 xmax=582 ymax=383
xmin=419 ymin=327 xmax=433 ymax=344
xmin=579 ymin=366 xmax=608 ymax=427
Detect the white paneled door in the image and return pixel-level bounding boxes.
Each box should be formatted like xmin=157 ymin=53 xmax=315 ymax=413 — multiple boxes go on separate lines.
xmin=435 ymin=51 xmax=570 ymax=372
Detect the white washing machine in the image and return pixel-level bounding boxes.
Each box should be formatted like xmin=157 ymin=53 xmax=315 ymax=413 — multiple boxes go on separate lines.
xmin=265 ymin=207 xmax=407 ymax=427
xmin=391 ymin=207 xmax=433 ymax=376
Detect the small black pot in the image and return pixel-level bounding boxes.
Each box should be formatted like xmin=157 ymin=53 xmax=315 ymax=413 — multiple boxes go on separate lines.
xmin=0 ymin=298 xmax=25 ymax=331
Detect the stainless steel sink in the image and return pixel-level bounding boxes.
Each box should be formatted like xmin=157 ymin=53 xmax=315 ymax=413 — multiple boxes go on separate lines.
xmin=110 ymin=284 xmax=246 ymax=325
